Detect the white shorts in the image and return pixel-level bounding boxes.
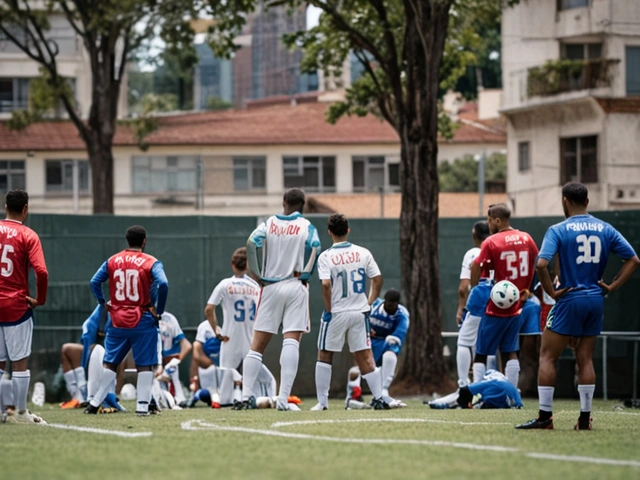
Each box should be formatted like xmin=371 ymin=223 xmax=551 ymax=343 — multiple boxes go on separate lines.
xmin=254 ymin=279 xmax=310 ymax=334
xmin=457 ymin=313 xmax=481 ymax=348
xmin=198 ymin=365 xmax=239 ymax=405
xmin=317 ymin=311 xmax=370 ymax=353
xmin=0 ymin=318 xmax=33 ymax=362
xmin=220 ymin=343 xmax=245 ymax=370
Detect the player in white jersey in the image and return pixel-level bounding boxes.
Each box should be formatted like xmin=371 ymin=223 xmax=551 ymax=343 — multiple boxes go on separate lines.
xmin=157 ymin=311 xmax=192 ymax=405
xmin=204 ymin=248 xmax=276 ymax=407
xmin=455 ymin=221 xmax=491 ymax=387
xmin=312 ymin=214 xmax=390 ymax=410
xmin=239 ymin=188 xmax=321 ymax=411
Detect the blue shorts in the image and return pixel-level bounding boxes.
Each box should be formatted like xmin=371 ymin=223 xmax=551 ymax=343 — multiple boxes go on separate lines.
xmin=545 ymin=295 xmax=603 ymax=337
xmin=104 ymin=317 xmax=158 ymax=367
xmin=476 ymin=313 xmax=520 ymax=356
xmin=371 ymin=337 xmax=401 ymax=365
xmin=466 ymin=282 xmax=492 ymax=317
xmin=519 ymin=299 xmax=541 ymax=335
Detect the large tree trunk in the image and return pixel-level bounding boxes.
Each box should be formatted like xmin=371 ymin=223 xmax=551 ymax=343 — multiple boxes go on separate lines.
xmin=86 ymin=134 xmax=115 ymax=214
xmin=395 ymin=0 xmax=453 ymax=392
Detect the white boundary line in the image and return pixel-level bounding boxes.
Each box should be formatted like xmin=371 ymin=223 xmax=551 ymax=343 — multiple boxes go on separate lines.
xmin=46 ymin=423 xmax=153 ymax=438
xmin=182 ymin=419 xmax=640 ymax=468
xmin=271 ymin=418 xmax=512 ymax=428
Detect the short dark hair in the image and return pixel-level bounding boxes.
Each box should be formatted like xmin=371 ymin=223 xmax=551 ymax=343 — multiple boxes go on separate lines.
xmin=562 ymin=182 xmax=588 ymax=206
xmin=384 ymin=289 xmax=401 ymax=303
xmin=126 ymin=225 xmax=146 ymax=248
xmin=283 ymin=188 xmax=305 ymax=212
xmin=488 ymin=203 xmax=511 ymax=221
xmin=5 ymin=189 xmax=28 ymax=214
xmin=327 ymin=213 xmax=349 ymax=236
xmin=231 ymin=247 xmax=247 ymax=270
xmin=473 ymin=221 xmax=490 ymax=241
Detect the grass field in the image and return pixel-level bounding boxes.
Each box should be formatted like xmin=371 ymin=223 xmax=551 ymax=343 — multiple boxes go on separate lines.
xmin=3 ymin=398 xmax=639 ymax=480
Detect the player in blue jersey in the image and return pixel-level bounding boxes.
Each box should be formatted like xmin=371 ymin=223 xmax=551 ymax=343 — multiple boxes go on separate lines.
xmin=428 ymin=370 xmax=523 ymax=409
xmin=516 ymin=183 xmax=639 ymax=431
xmin=346 ymin=289 xmax=409 ymax=405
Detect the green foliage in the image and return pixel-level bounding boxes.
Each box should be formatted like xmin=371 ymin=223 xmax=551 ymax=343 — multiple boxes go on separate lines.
xmin=527 ymin=58 xmax=619 ymax=97
xmin=206 ymin=96 xmax=234 ymax=111
xmin=439 ymin=152 xmax=506 ymax=192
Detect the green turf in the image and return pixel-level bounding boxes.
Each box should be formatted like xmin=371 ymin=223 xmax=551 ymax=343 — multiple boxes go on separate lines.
xmin=2 ymin=399 xmax=639 ymax=480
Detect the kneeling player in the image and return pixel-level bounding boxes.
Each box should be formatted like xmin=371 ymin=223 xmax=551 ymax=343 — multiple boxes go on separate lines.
xmin=158 ymin=311 xmax=192 ymax=406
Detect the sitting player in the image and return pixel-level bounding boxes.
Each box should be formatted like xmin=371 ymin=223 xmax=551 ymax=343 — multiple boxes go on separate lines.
xmin=345 ymin=289 xmax=409 ymax=407
xmin=427 ymin=370 xmax=523 ymax=409
xmin=158 ymin=311 xmax=192 ymax=406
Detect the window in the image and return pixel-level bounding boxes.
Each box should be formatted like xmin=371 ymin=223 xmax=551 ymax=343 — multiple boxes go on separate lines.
xmin=0 ymin=161 xmax=25 ymax=194
xmin=352 ymin=156 xmax=400 ymax=192
xmin=560 ymin=136 xmax=597 ymax=184
xmin=132 ymin=156 xmax=197 ymax=193
xmin=518 ymin=142 xmax=530 ymax=172
xmin=557 ymin=0 xmax=589 ymax=11
xmin=561 ymin=43 xmax=602 ymax=61
xmin=233 ymin=157 xmax=266 ymax=191
xmin=46 ymin=160 xmax=90 ymax=193
xmin=626 ymin=47 xmax=640 ymax=96
xmin=0 ymin=78 xmax=29 ymax=113
xmin=283 ymin=156 xmax=335 ymax=192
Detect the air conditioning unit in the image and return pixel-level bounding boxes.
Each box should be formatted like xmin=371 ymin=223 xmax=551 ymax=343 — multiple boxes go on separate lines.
xmin=609 ymin=185 xmax=640 ymax=204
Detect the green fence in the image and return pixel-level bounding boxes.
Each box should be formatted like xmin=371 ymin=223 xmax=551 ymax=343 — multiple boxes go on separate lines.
xmin=25 ymin=211 xmax=640 ymax=400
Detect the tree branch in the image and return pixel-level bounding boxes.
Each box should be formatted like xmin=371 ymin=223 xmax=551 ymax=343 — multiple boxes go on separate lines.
xmin=56 ymin=0 xmax=85 ymax=39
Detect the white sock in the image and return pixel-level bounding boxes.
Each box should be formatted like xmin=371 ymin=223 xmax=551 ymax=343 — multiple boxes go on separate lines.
xmin=362 ymin=368 xmax=383 ymax=400
xmin=538 ymin=386 xmax=555 ymax=412
xmin=486 ymin=355 xmax=497 ymax=371
xmin=136 ymin=371 xmax=154 ymax=413
xmin=346 ymin=366 xmax=361 ymax=398
xmin=73 ymin=367 xmax=87 ymax=401
xmin=12 ymin=370 xmax=30 ymax=412
xmin=456 ymin=346 xmax=472 ymax=386
xmin=64 ymin=370 xmax=78 ymax=398
xmin=278 ymin=338 xmax=300 ymax=402
xmin=315 ymin=362 xmax=332 ymax=407
xmin=0 ymin=369 xmax=4 ymax=413
xmin=257 ymin=364 xmax=277 ymax=398
xmin=170 ymin=369 xmax=186 ymax=403
xmin=505 ymin=359 xmax=520 ymax=388
xmin=87 ymin=345 xmax=105 ymax=400
xmin=381 ymin=351 xmax=397 ymax=391
xmin=578 ymin=384 xmax=595 ymax=413
xmin=472 ymin=362 xmax=486 ymax=384
xmin=89 ymin=368 xmax=116 ymax=408
xmin=241 ymin=350 xmax=263 ymax=400
xmin=1 ymin=373 xmax=13 ymax=410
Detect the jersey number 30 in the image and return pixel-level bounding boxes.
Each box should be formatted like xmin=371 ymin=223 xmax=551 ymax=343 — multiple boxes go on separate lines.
xmin=114 ymin=269 xmax=140 ymax=302
xmin=576 ymin=234 xmax=601 ymax=264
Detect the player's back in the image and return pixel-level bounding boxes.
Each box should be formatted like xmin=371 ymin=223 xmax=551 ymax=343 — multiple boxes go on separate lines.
xmin=546 ymin=214 xmax=636 ymax=297
xmin=317 ymin=242 xmax=380 ymax=313
xmin=0 ymin=219 xmax=45 ymax=323
xmin=196 ymin=320 xmax=221 ymax=366
xmin=217 ymin=275 xmax=260 ymax=344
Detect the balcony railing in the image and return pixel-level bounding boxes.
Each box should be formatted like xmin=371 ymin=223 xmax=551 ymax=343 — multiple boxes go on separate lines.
xmin=527 ymin=58 xmax=620 ymax=98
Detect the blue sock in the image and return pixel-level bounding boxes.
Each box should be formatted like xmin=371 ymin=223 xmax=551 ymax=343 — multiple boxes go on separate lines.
xmin=103 ymin=392 xmax=124 ymax=411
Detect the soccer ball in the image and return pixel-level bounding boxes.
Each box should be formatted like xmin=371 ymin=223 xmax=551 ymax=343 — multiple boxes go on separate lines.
xmin=490 ymin=280 xmax=519 ymax=309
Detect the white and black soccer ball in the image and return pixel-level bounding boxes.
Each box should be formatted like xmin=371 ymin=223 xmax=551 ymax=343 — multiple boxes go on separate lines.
xmin=490 ymin=280 xmax=519 ymax=309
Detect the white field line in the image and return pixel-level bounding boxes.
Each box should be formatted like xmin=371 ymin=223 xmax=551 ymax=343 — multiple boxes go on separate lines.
xmin=182 ymin=419 xmax=640 ymax=468
xmin=270 ymin=418 xmax=512 ymax=428
xmin=46 ymin=423 xmax=152 ymax=438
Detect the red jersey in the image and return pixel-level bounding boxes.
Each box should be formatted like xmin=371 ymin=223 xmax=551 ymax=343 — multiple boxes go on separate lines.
xmin=0 ymin=219 xmax=48 ymax=324
xmin=107 ymin=250 xmax=157 ymax=328
xmin=474 ymin=229 xmax=539 ymax=317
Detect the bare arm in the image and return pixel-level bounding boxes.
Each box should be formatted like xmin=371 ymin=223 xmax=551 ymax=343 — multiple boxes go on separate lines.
xmin=598 ymin=255 xmax=640 ymax=294
xmin=178 ymin=337 xmax=192 ymax=362
xmin=192 ymin=341 xmax=212 ymax=369
xmin=536 ymin=258 xmax=571 ymax=300
xmin=470 ymin=262 xmax=481 ymax=288
xmin=321 ymin=279 xmax=332 ymax=312
xmin=368 ymin=275 xmax=383 ymax=305
xmin=456 ymin=279 xmax=470 ymax=326
xmin=204 ymin=303 xmax=226 ymax=340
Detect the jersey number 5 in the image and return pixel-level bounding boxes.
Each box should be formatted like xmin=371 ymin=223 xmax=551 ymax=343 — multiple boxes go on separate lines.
xmin=500 ymin=250 xmax=529 ymax=280
xmin=114 ymin=269 xmax=140 ymax=302
xmin=0 ymin=244 xmax=14 ymax=278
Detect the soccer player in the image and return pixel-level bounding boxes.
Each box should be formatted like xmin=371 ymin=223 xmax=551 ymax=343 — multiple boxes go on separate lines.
xmin=456 ymin=221 xmax=490 ymax=387
xmin=240 ymin=188 xmax=321 ymax=410
xmin=205 ymin=247 xmax=276 ymax=407
xmin=85 ymin=225 xmax=169 ymax=416
xmin=427 ymin=370 xmax=523 ymax=409
xmin=346 ymin=289 xmax=410 ymax=405
xmin=470 ymin=203 xmax=539 ymax=388
xmin=0 ymin=190 xmax=48 ymax=424
xmin=516 ymin=183 xmax=639 ymax=430
xmin=312 ymin=213 xmax=387 ymax=411
xmin=158 ymin=311 xmax=192 ymax=405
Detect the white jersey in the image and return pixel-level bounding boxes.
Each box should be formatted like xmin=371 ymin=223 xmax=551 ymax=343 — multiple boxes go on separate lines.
xmin=207 ymin=275 xmax=260 ymax=351
xmin=317 ymin=242 xmax=381 ymax=314
xmin=248 ymin=212 xmax=320 ymax=282
xmin=158 ymin=312 xmax=184 ymax=357
xmin=460 ymin=247 xmax=481 ymax=280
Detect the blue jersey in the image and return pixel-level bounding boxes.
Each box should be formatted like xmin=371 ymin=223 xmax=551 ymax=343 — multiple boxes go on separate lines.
xmin=538 ymin=214 xmax=636 ymax=298
xmin=369 ymin=299 xmax=410 ymax=342
xmin=80 ymin=304 xmax=111 ymax=370
xmin=468 ymin=371 xmax=523 ymax=409
xmin=466 ymin=278 xmax=493 ymax=317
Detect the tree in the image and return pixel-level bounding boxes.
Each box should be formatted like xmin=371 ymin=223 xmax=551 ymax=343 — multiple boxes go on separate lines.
xmin=439 ymin=153 xmax=506 ymax=192
xmin=0 ymin=0 xmax=203 ymax=213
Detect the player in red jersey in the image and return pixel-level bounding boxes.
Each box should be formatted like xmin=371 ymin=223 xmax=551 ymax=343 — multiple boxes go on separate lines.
xmin=470 ymin=203 xmax=539 ymax=388
xmin=0 ymin=190 xmax=48 ymax=424
xmin=85 ymin=225 xmax=168 ymax=416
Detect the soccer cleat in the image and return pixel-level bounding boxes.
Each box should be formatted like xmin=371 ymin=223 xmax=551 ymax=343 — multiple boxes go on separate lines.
xmin=233 ymin=396 xmax=257 ymax=410
xmin=371 ymin=398 xmax=391 ymax=410
xmin=60 ymin=398 xmax=81 ymax=409
xmin=345 ymin=398 xmax=370 ymax=410
xmin=99 ymin=407 xmax=119 ymax=414
xmin=515 ymin=417 xmax=554 ymax=430
xmin=428 ymin=402 xmax=450 ymax=409
xmin=211 ymin=402 xmax=221 ymax=409
xmin=136 ymin=411 xmax=150 ymax=417
xmin=5 ymin=410 xmax=46 ymax=424
xmin=287 ymin=395 xmax=302 ymax=405
xmin=388 ymin=399 xmax=407 ymax=409
xmin=310 ymin=403 xmax=328 ymax=411
xmin=84 ymin=404 xmax=100 ymax=415
xmin=574 ymin=417 xmax=593 ymax=431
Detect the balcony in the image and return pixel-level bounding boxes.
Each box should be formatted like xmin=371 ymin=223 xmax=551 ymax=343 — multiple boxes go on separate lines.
xmin=527 ymin=58 xmax=620 ymax=98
